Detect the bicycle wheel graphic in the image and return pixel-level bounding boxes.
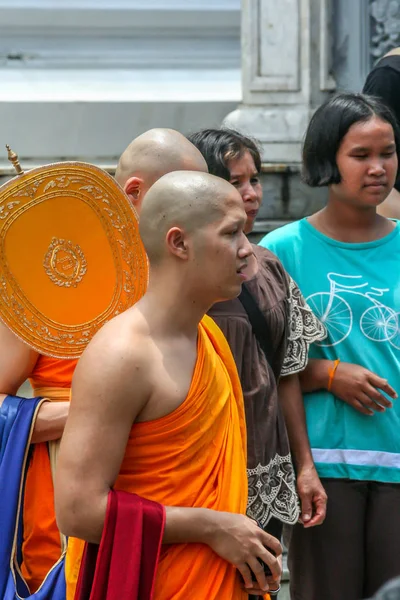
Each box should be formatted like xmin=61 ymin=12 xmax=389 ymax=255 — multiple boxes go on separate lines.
xmin=306 ymin=292 xmax=352 ymax=347
xmin=386 ymin=312 xmax=400 ymax=350
xmin=360 ymin=306 xmax=397 ymax=342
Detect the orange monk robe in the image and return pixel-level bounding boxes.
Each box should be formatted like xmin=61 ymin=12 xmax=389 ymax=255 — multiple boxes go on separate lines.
xmin=20 ymin=355 xmax=77 ymax=592
xmin=67 ymin=315 xmax=249 ymax=600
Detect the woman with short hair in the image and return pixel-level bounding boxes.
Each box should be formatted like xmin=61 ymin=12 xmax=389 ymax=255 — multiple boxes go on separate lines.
xmin=189 ymin=128 xmax=326 ymax=597
xmin=260 ymin=92 xmax=400 ymax=599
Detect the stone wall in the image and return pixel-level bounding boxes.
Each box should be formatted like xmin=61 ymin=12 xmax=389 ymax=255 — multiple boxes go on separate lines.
xmin=0 ymin=161 xmax=327 ymax=242
xmin=254 ymin=164 xmax=327 ymax=237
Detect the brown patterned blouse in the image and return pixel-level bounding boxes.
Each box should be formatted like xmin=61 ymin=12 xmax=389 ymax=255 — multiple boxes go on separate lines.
xmin=207 ymin=245 xmax=325 ymax=527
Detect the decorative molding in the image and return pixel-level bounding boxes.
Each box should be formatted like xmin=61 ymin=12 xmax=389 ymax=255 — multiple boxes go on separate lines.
xmin=320 ymin=0 xmax=336 ymax=91
xmin=331 ymin=0 xmax=371 ymax=91
xmin=224 ymin=0 xmax=336 ymax=162
xmin=245 ymin=0 xmax=301 ymax=93
xmin=0 ymin=1 xmax=240 ymax=70
xmin=0 ymin=0 xmax=238 ymax=8
xmin=369 ymin=0 xmax=400 ymax=62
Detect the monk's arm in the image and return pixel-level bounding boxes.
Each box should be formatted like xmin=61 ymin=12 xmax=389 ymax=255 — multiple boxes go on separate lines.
xmin=55 ymin=327 xmax=139 ymax=543
xmin=278 ymin=373 xmax=327 ymax=527
xmin=29 ymin=401 xmax=70 ymax=443
xmin=0 ymin=321 xmax=69 ymax=443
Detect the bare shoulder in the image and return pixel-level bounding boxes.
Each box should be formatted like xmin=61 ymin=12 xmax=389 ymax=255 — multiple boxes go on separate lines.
xmin=73 ymin=307 xmax=153 ymax=410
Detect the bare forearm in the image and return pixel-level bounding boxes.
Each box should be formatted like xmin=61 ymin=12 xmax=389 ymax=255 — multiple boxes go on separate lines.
xmin=278 ymin=374 xmax=313 ymax=470
xmin=163 ymin=506 xmax=217 ymax=544
xmin=56 ymin=487 xmax=109 ymax=544
xmin=299 ymin=359 xmax=330 ymax=393
xmin=59 ymin=493 xmax=217 ymax=546
xmin=0 ymin=395 xmax=69 ymax=444
xmin=31 ymin=401 xmax=69 ymax=443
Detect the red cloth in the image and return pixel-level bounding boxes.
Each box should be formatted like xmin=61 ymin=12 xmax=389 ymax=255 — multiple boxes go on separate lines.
xmin=74 ymin=490 xmax=165 ymax=600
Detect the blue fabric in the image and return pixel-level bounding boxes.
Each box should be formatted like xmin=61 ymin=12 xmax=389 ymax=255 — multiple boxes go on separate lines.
xmin=260 ymin=219 xmax=400 ymax=483
xmin=0 ymin=394 xmax=23 ymax=460
xmin=0 ymin=395 xmax=66 ymax=599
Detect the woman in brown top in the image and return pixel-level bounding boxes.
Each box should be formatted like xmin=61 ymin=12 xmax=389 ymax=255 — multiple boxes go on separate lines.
xmin=188 ymin=129 xmax=327 ymax=563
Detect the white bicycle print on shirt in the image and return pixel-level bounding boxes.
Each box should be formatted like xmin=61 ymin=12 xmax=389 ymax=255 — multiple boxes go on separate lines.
xmin=306 ymin=273 xmax=400 ymax=348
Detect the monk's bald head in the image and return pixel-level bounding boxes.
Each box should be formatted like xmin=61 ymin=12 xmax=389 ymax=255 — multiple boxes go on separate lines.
xmin=115 ymin=128 xmax=208 ymax=189
xmin=139 ymin=171 xmax=243 ymax=265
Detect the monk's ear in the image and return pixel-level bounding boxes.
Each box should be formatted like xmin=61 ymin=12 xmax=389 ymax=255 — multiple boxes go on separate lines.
xmin=124 ymin=177 xmax=143 ymax=206
xmin=165 ymin=227 xmax=189 ymax=260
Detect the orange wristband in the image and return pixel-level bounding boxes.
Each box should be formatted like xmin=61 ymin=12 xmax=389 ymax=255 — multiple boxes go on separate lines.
xmin=327 ymin=359 xmax=340 ymax=392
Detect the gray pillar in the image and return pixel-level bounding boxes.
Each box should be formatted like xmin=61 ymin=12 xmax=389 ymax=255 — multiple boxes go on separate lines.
xmin=223 ymin=0 xmax=336 ymax=163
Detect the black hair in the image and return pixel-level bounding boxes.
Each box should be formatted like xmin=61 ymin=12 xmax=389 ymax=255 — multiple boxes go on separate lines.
xmin=187 ymin=128 xmax=262 ymax=181
xmin=302 ymin=92 xmax=400 ymax=187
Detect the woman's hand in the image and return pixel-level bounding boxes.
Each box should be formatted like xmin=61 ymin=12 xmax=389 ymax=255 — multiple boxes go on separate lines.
xmin=330 ymin=362 xmax=397 ymax=415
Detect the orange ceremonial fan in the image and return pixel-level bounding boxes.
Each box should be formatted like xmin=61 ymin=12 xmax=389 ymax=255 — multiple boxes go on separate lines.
xmin=0 ymin=150 xmax=148 ymax=358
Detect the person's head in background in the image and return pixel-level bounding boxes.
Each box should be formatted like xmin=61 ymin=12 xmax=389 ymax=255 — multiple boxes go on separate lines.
xmin=368 ymin=575 xmax=400 ymax=600
xmin=188 ymin=128 xmax=262 ymax=234
xmin=115 ymin=128 xmax=208 ymax=213
xmin=362 ymin=46 xmax=400 ymax=155
xmin=362 ymin=47 xmax=400 ymax=218
xmin=302 ymin=92 xmax=399 ymax=213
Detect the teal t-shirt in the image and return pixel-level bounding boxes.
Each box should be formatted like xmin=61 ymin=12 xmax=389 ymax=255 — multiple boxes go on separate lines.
xmin=260 ymin=218 xmax=400 ymax=483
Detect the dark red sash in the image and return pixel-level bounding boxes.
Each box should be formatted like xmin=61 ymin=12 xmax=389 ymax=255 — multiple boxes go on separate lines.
xmin=74 ymin=490 xmax=165 ymax=600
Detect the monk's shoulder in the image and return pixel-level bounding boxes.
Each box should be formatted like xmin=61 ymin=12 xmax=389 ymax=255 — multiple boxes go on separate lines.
xmin=76 ymin=309 xmax=153 ymax=387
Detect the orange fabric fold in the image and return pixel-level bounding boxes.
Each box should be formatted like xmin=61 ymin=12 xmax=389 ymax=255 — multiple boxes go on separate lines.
xmin=66 ymin=538 xmax=86 ymax=600
xmin=21 ymin=441 xmax=61 ymax=592
xmin=29 ymin=355 xmax=77 ymax=389
xmin=21 ymin=352 xmax=75 ymax=593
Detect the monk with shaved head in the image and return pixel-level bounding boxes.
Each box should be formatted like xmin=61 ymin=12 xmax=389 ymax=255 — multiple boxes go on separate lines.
xmin=115 ymin=128 xmax=208 ymax=211
xmin=56 ymin=171 xmax=282 ymax=599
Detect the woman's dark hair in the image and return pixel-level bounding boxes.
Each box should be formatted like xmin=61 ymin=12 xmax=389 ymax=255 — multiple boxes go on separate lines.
xmin=187 ymin=128 xmax=262 ymax=181
xmin=302 ymin=92 xmax=400 ymax=187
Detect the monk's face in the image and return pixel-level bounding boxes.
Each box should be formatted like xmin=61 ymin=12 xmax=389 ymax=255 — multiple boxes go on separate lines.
xmin=190 ymin=188 xmax=253 ymax=303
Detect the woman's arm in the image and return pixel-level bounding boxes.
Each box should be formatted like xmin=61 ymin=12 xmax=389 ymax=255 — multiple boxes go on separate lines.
xmin=278 ymin=373 xmax=327 ymax=528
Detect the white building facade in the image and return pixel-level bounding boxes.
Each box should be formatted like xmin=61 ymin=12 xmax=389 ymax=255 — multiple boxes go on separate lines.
xmin=1 ymin=0 xmax=400 ymax=231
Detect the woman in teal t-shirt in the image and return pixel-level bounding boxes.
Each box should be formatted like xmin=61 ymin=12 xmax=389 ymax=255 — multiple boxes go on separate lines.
xmin=260 ymin=93 xmax=400 ymax=600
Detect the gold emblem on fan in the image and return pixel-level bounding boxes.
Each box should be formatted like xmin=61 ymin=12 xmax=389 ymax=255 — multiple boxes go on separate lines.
xmin=43 ymin=238 xmax=87 ymax=288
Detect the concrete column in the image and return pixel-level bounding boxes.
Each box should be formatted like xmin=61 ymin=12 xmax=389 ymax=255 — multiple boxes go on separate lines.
xmin=224 ymin=0 xmax=336 ymax=163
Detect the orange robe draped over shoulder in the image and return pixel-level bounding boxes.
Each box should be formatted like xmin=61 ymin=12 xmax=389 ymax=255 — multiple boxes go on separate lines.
xmin=67 ymin=315 xmax=248 ymax=600
xmin=20 ymin=355 xmax=77 ymax=592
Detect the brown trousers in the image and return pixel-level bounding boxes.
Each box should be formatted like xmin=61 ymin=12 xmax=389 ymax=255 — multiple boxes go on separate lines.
xmin=286 ymin=479 xmax=400 ymax=600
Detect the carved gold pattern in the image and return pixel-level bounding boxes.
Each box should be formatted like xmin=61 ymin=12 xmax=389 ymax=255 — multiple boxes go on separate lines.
xmin=43 ymin=237 xmax=87 ymax=288
xmin=0 ymin=162 xmax=148 ymax=358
